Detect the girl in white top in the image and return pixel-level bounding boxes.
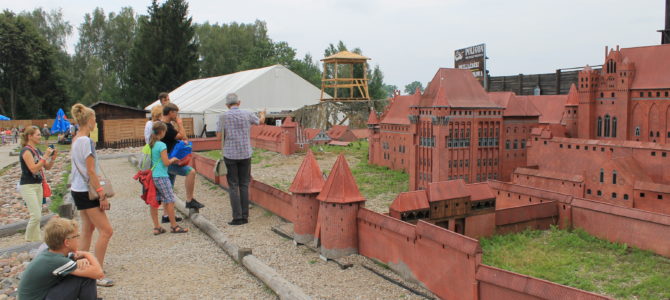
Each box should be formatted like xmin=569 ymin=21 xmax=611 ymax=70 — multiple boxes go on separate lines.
xmin=70 ymin=103 xmax=114 ymax=287
xmin=144 ymin=105 xmax=164 ymax=144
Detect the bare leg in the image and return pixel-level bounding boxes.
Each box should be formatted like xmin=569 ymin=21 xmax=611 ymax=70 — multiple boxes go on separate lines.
xmin=79 ymin=210 xmax=95 ymax=252
xmin=150 ymin=207 xmax=160 ymax=228
xmin=83 ymin=208 xmax=113 ymax=266
xmin=164 ymin=203 xmax=179 ymax=228
xmin=185 ymin=170 xmax=195 ymax=201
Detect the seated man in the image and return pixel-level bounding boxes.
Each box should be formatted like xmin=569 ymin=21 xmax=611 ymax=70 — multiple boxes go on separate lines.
xmin=18 ymin=218 xmax=104 ymax=300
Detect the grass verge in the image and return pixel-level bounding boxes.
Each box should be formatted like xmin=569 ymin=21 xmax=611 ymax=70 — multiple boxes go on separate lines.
xmin=479 ymin=226 xmax=670 ymax=299
xmin=48 ymin=161 xmax=71 ymax=213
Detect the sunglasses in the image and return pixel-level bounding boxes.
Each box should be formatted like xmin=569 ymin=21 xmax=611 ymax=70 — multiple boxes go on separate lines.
xmin=66 ymin=234 xmax=80 ymax=239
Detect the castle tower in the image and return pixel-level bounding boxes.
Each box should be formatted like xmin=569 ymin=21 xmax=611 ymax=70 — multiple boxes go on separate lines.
xmin=316 ymin=154 xmax=365 ymax=259
xmin=289 ymin=150 xmax=325 ymax=244
xmin=367 ymin=108 xmax=380 ymax=164
xmin=577 ymin=65 xmax=598 ymax=139
xmin=280 ymin=116 xmax=298 ymax=155
xmin=564 ymin=84 xmax=579 ymax=138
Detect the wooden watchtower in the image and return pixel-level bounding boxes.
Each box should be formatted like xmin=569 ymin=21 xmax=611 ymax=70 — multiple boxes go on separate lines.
xmin=320 ymin=51 xmax=370 ymax=101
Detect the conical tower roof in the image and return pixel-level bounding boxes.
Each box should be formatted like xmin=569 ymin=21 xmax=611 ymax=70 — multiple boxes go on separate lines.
xmin=289 ymin=150 xmax=325 ymax=194
xmin=565 ymin=84 xmax=579 ymax=106
xmin=367 ymin=108 xmax=380 ymax=125
xmin=316 ymin=154 xmax=365 ymax=203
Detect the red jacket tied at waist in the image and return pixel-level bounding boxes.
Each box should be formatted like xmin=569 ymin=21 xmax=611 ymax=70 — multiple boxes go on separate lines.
xmin=133 ymin=169 xmax=159 ymax=208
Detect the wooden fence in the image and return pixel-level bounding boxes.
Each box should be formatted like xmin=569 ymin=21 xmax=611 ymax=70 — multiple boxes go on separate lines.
xmin=0 ymin=119 xmax=55 ymax=129
xmin=97 ymin=134 xmax=198 ymax=149
xmin=486 ymin=66 xmax=602 ymax=95
xmin=102 ymin=118 xmax=194 ymax=143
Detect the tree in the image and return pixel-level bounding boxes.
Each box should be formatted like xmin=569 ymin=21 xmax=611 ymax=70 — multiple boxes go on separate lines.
xmin=127 ymin=0 xmax=198 ymax=107
xmin=382 ymin=84 xmax=398 ymax=98
xmin=0 ymin=11 xmax=67 ymax=119
xmin=404 ymin=81 xmax=424 ymax=95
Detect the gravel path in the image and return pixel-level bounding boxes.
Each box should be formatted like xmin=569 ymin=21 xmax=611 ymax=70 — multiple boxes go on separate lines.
xmin=95 ymin=158 xmax=271 ymax=299
xmin=174 ymin=172 xmax=434 ymax=300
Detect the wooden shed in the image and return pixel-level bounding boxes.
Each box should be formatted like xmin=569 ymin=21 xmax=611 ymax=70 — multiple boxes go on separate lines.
xmin=90 ymin=101 xmax=147 ymax=144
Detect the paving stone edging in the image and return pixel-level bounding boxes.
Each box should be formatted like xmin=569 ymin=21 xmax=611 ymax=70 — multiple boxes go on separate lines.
xmin=128 ymin=155 xmax=311 ymax=300
xmin=0 ymin=215 xmax=55 ymax=238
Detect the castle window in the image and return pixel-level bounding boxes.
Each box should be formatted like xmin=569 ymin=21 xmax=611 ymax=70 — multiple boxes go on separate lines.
xmin=659 ymin=195 xmax=664 ymax=200
xmin=514 ymin=140 xmax=518 ymax=149
xmin=612 ymin=193 xmax=617 ymax=198
xmin=649 ymin=92 xmax=652 ymax=97
xmin=597 ymin=190 xmax=602 ymax=196
xmin=650 ymin=131 xmax=654 ymax=137
xmin=635 ymin=127 xmax=640 ymax=136
xmin=611 ymin=92 xmax=615 ymax=98
xmin=576 ymin=145 xmax=580 ymax=150
xmin=612 ymin=117 xmax=617 ymax=137
xmin=623 ymin=194 xmax=629 ymax=200
xmin=612 ymin=170 xmax=617 ymax=184
xmin=600 ymin=92 xmax=604 ymax=98
xmin=640 ymin=193 xmax=645 ymax=197
xmin=640 ymin=92 xmax=644 ymax=97
xmin=465 ymin=160 xmax=469 ymax=167
xmin=521 ymin=139 xmax=526 ymax=149
xmin=505 ymin=140 xmax=510 ymax=149
xmin=597 ymin=117 xmax=602 ymax=137
xmin=652 ymin=151 xmax=656 ymax=156
xmin=657 ymin=131 xmax=661 ymax=138
xmin=666 ymin=92 xmax=669 ymax=97
xmin=604 ymin=115 xmax=610 ymax=137
xmin=664 ymin=152 xmax=668 ymax=157
xmin=599 ymin=168 xmax=604 ymax=183
xmin=587 ymin=189 xmax=592 ymax=195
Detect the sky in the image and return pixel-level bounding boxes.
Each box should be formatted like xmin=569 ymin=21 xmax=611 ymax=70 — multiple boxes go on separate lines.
xmin=1 ymin=0 xmax=666 ymax=89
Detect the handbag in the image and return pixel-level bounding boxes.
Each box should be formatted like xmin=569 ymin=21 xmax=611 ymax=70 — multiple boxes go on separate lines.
xmin=72 ymin=139 xmax=115 ymax=200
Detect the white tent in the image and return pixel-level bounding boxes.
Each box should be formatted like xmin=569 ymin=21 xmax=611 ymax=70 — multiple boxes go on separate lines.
xmin=145 ymin=64 xmax=326 ymax=135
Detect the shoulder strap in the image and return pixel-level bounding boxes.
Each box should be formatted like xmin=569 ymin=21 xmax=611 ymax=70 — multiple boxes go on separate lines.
xmin=24 ymin=146 xmax=46 ymax=181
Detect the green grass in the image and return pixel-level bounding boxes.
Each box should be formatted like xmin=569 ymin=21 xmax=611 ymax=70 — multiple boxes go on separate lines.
xmin=480 ymin=226 xmax=670 ymax=299
xmin=311 ymin=141 xmax=409 ymax=200
xmin=49 ymin=161 xmax=71 ymax=213
xmin=199 ymin=148 xmax=268 ymax=164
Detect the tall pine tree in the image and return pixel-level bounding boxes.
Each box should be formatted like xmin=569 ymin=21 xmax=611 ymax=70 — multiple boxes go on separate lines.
xmin=127 ymin=0 xmax=198 ymax=107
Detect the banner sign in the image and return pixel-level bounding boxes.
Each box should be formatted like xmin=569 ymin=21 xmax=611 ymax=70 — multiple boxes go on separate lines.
xmin=454 ymin=43 xmax=487 ymax=87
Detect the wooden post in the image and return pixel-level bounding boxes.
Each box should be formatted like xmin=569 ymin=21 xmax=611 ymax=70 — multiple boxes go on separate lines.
xmin=518 ymin=74 xmax=524 ymax=95
xmin=555 ymin=69 xmax=562 ymax=95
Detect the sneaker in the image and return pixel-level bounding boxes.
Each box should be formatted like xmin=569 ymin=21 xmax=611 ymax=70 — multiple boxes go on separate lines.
xmin=186 ymin=198 xmax=205 ymax=209
xmin=96 ymin=278 xmax=114 ymax=287
xmin=161 ymin=215 xmax=183 ymax=223
xmin=227 ymin=219 xmax=248 ymax=226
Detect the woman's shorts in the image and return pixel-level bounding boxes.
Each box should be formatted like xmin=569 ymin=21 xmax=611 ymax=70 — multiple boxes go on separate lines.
xmin=154 ymin=177 xmax=175 ymax=204
xmin=71 ymin=191 xmax=100 ymax=210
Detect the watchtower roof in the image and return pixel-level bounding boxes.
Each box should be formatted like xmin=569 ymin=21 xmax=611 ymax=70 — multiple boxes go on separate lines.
xmin=322 ymin=51 xmax=370 ymax=62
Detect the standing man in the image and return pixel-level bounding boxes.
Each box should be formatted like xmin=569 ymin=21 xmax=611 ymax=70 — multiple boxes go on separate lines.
xmin=42 ymin=124 xmax=51 ymax=142
xmin=158 ymin=92 xmax=170 ymax=106
xmin=219 ymin=93 xmax=265 ymax=225
xmin=161 ymin=103 xmax=204 ymax=209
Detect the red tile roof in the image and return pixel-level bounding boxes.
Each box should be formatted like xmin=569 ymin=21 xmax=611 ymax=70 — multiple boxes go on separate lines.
xmin=289 ymin=150 xmax=325 ymax=194
xmin=465 ymin=182 xmax=495 ymax=202
xmin=522 ymin=95 xmax=568 ymax=124
xmin=328 ymin=140 xmax=351 ymax=146
xmin=565 ymin=84 xmax=579 ymax=106
xmin=367 ymin=108 xmax=380 ymax=125
xmin=389 ymin=190 xmax=430 ymax=213
xmin=351 ymin=129 xmax=368 ymax=139
xmin=488 ymin=92 xmax=541 ymax=117
xmin=326 ymin=125 xmax=349 ymax=140
xmin=380 ymin=94 xmax=419 ymax=125
xmin=317 ymin=154 xmax=365 ymax=203
xmin=420 ymin=69 xmax=500 ymax=108
xmin=428 ymin=179 xmax=470 ymax=202
xmin=303 ymin=128 xmax=322 ymax=140
xmin=250 ymin=125 xmax=283 ymax=141
xmin=620 ymin=44 xmax=670 ymax=89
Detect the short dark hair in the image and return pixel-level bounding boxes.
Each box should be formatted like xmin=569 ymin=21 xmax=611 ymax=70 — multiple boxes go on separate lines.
xmin=158 ymin=92 xmax=169 ymax=101
xmin=163 ymin=103 xmax=179 ymax=116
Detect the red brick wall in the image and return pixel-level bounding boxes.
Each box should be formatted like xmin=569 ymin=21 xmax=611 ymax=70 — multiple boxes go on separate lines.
xmin=358 ymin=209 xmax=481 ymax=300
xmin=191 ymin=137 xmax=221 ymax=152
xmin=500 ymin=119 xmax=534 ymax=181
xmin=477 ymin=265 xmax=612 ymax=300
xmin=495 ymin=202 xmax=558 ymax=234
xmin=465 ymin=213 xmax=496 ymax=239
xmin=249 ymin=180 xmax=294 ymax=222
xmin=511 ymin=171 xmax=584 ymax=197
xmin=571 ymin=198 xmax=670 ymax=257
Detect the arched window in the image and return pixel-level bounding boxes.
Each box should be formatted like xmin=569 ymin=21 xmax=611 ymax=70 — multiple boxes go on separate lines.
xmin=505 ymin=140 xmax=510 ymax=149
xmin=521 ymin=139 xmax=526 ymax=149
xmin=612 ymin=170 xmax=617 ymax=184
xmin=600 ymin=168 xmax=604 ymax=183
xmin=597 ymin=117 xmax=602 ymax=137
xmin=635 ymin=127 xmax=640 ymax=136
xmin=604 ymin=115 xmax=610 ymax=137
xmin=612 ymin=117 xmax=617 ymax=137
xmin=513 ymin=139 xmax=518 ymax=149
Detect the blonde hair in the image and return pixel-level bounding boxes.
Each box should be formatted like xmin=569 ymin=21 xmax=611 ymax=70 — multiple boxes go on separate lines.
xmin=44 ymin=218 xmax=79 ymax=250
xmin=20 ymin=126 xmax=40 ymax=147
xmin=150 ymin=121 xmax=167 ymax=148
xmin=71 ymin=103 xmax=95 ymax=128
xmin=151 ymin=105 xmax=163 ymax=122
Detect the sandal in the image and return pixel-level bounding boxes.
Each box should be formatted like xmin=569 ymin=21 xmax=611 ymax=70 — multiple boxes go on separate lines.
xmin=153 ymin=227 xmax=166 ymax=235
xmin=171 ymin=225 xmax=189 ymax=233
